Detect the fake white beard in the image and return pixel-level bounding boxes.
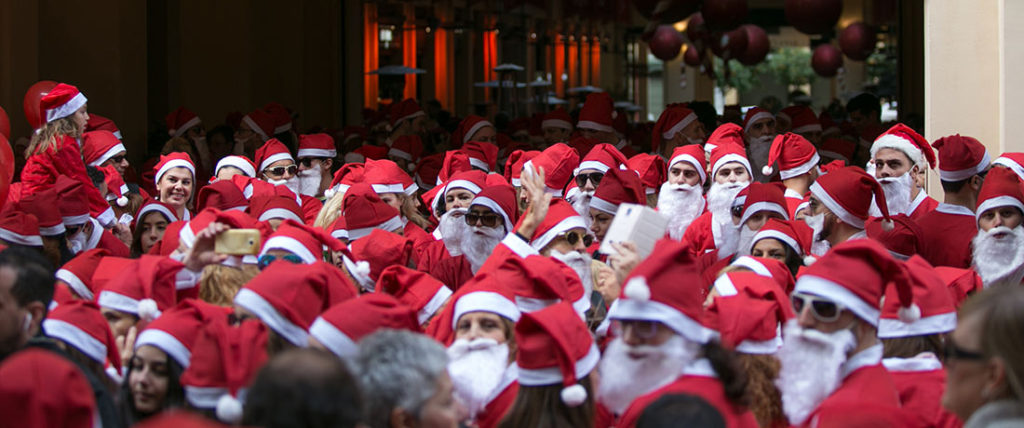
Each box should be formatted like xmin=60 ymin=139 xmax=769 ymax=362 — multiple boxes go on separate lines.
xmin=296 ymin=163 xmax=323 ymax=197
xmin=706 ymin=181 xmax=748 ymax=220
xmin=68 ymin=230 xmax=87 ymax=255
xmin=804 ymin=213 xmax=832 ymax=256
xmin=869 ymin=173 xmax=913 ymax=216
xmin=596 ymin=335 xmax=699 ymax=415
xmin=447 ymin=338 xmax=511 ymax=420
xmin=776 ymin=319 xmax=857 ymax=426
xmin=657 ymin=182 xmax=706 ymax=241
xmin=439 ymin=208 xmax=470 ymax=256
xmin=571 ymin=190 xmax=595 ymax=229
xmin=461 ymin=225 xmax=505 ymax=273
xmin=267 ymin=177 xmax=301 ymax=196
xmin=714 ymin=217 xmax=741 ymax=257
xmin=972 ymin=225 xmax=1024 ymax=287
xmin=550 ymin=250 xmax=594 ymax=310
xmin=736 ymin=223 xmax=759 ymax=257
xmin=748 ymin=137 xmax=774 ymax=180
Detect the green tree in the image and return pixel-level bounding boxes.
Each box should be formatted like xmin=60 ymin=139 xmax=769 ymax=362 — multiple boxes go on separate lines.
xmin=764 ymin=47 xmax=815 ymax=87
xmin=712 ymin=58 xmax=764 ymax=92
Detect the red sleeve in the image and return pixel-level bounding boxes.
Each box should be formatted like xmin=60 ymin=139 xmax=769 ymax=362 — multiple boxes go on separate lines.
xmin=22 ymin=137 xmax=114 ymax=224
xmin=97 ymin=231 xmax=131 ymax=257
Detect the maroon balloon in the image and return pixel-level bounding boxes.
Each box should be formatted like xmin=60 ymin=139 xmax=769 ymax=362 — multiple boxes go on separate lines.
xmin=785 ymin=0 xmax=842 ymax=35
xmin=649 ymin=25 xmax=685 ymax=61
xmin=0 ymin=105 xmax=9 ymax=139
xmin=812 ymin=44 xmax=843 ymax=77
xmin=23 ymin=80 xmax=57 ymax=130
xmin=653 ymin=0 xmax=703 ymax=24
xmin=686 ymin=13 xmax=710 ymax=44
xmin=701 ymin=0 xmax=748 ymax=32
xmin=709 ymin=27 xmax=748 ymax=60
xmin=0 ymin=134 xmax=11 ymax=183
xmin=839 ymin=22 xmax=877 ymax=61
xmin=737 ymin=25 xmax=770 ymax=65
xmin=683 ymin=44 xmax=703 ymax=67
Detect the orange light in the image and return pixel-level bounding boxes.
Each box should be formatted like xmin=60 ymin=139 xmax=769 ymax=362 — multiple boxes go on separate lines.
xmin=403 ymin=4 xmax=417 ymax=100
xmin=555 ymin=36 xmax=565 ymax=98
xmin=363 ymin=3 xmax=379 ymax=109
xmin=591 ymin=38 xmax=601 ymax=86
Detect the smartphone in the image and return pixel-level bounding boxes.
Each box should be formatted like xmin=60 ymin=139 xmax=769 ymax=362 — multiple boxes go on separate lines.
xmin=215 ymin=229 xmax=262 ymax=255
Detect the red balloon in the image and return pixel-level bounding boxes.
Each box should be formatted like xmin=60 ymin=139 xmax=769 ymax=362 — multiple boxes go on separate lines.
xmin=710 ymin=27 xmax=748 ymax=60
xmin=649 ymin=25 xmax=685 ymax=61
xmin=23 ymin=80 xmax=57 ymax=130
xmin=839 ymin=22 xmax=877 ymax=61
xmin=0 ymin=105 xmax=9 ymax=139
xmin=686 ymin=13 xmax=710 ymax=45
xmin=683 ymin=44 xmax=703 ymax=67
xmin=701 ymin=0 xmax=748 ymax=32
xmin=785 ymin=0 xmax=842 ymax=35
xmin=0 ymin=153 xmax=8 ymax=212
xmin=812 ymin=44 xmax=843 ymax=77
xmin=737 ymin=25 xmax=770 ymax=65
xmin=652 ymin=0 xmax=703 ymax=24
xmin=0 ymin=134 xmax=11 ymax=182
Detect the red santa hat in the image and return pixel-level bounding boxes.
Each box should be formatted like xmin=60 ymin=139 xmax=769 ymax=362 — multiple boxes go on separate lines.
xmin=776 ymin=105 xmax=801 ymax=125
xmin=85 ymin=114 xmax=122 ymax=140
xmin=323 ymin=163 xmax=366 ymax=200
xmin=542 ymin=108 xmax=574 ymax=131
xmin=523 ymin=143 xmax=581 ymax=197
xmin=992 ymin=152 xmax=1024 ymax=181
xmin=515 ymin=302 xmax=600 ymax=406
xmin=349 ymin=229 xmax=413 ymax=282
xmin=414 ymin=153 xmax=444 ymax=190
xmin=462 ymin=140 xmax=500 ymax=171
xmin=82 ymin=130 xmax=127 ymax=167
xmin=195 ymin=180 xmax=248 ymax=212
xmin=99 ymin=165 xmax=130 ymax=207
xmin=576 ymin=143 xmax=627 ymax=175
xmin=871 ymin=123 xmax=936 ymax=170
xmin=97 ymin=255 xmax=183 ymax=322
xmin=742 ymin=107 xmax=774 ymax=134
xmin=577 ymin=92 xmax=616 ymax=135
xmin=234 ymin=261 xmax=358 ymax=347
xmin=0 ymin=211 xmax=42 ymax=247
xmin=376 ymin=266 xmax=454 ymax=325
xmin=437 ymin=169 xmax=488 ymax=205
xmin=710 ymin=142 xmax=752 ymax=179
xmin=975 ymin=166 xmax=1024 ymax=220
xmin=794 ymin=239 xmax=919 ymax=325
xmin=254 ymin=139 xmax=294 ymax=173
xmin=788 ymin=106 xmax=822 ymax=134
xmin=739 ymin=182 xmax=789 ymax=226
xmin=750 ymin=219 xmax=811 ymax=259
xmin=505 ymin=150 xmax=541 ymax=187
xmin=0 ymin=349 xmax=98 ymax=428
xmin=55 ymin=249 xmax=108 ymax=300
xmin=878 ymin=255 xmax=957 ymax=338
xmin=213 ymin=155 xmax=256 ymax=178
xmin=705 ymin=122 xmax=746 ymax=153
xmin=469 ymin=184 xmax=519 ymax=234
xmin=179 ymin=320 xmax=268 ymax=423
xmin=668 ymin=144 xmax=708 ymax=184
xmin=651 ymin=105 xmax=697 ymax=151
xmin=42 ymin=300 xmax=121 ymax=372
xmin=166 ymin=107 xmax=201 ymax=138
xmin=627 ymin=153 xmax=668 ymax=194
xmin=427 ymin=273 xmax=521 ymax=345
xmin=364 ymin=158 xmax=418 ymax=195
xmin=40 ymin=83 xmax=87 ymax=124
xmin=590 ymin=167 xmax=646 ymax=215
xmin=936 ymin=266 xmax=984 ymax=309
xmin=513 ymin=255 xmax=590 ymax=317
xmin=819 ymin=137 xmax=856 ymax=163
xmin=728 ymin=256 xmax=796 ymax=295
xmin=248 ymin=191 xmax=303 ymax=223
xmin=342 ymin=183 xmax=403 ymax=240
xmin=865 ymin=214 xmax=922 ymax=260
xmin=55 ymin=175 xmax=92 ymax=226
xmin=154 ymin=152 xmax=196 ymax=188
xmin=762 ymin=133 xmax=820 ymax=179
xmin=451 ymin=115 xmax=494 ymax=147
xmin=328 ymin=216 xmax=348 ymax=242
xmin=176 ymin=208 xmax=222 ymax=249
xmin=296 ymin=133 xmax=337 ymax=159
xmin=707 ymin=272 xmax=794 ymax=353
xmin=134 ymin=299 xmax=230 ymax=368
xmin=242 ymin=109 xmax=275 ymax=142
xmin=15 ymin=188 xmax=65 ymax=236
xmin=932 ymin=134 xmax=990 ymax=182
xmin=388 ymin=135 xmax=425 ymax=166
xmin=352 ymin=144 xmax=389 ymax=161
xmin=810 ymin=166 xmax=890 ymax=228
xmin=390 ymin=98 xmax=425 ymax=128
xmin=435 ymin=150 xmax=475 ymax=186
xmin=527 ymin=199 xmax=588 ymax=251
xmin=264 ymin=102 xmax=293 ymax=134
xmin=260 ymin=219 xmax=347 ymax=264
xmin=309 ymin=293 xmax=421 ymax=358
xmin=611 ymin=239 xmax=718 ymax=343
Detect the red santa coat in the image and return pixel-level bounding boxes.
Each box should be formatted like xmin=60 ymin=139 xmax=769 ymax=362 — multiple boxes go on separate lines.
xmin=83 ymin=219 xmax=130 ymax=257
xmin=616 ymin=359 xmax=760 ymax=428
xmin=299 ymin=195 xmax=323 ymax=226
xmin=916 ymin=204 xmax=976 ymax=269
xmin=784 ymin=188 xmax=805 ymax=219
xmin=682 ymin=212 xmax=726 ymax=256
xmin=800 ymin=345 xmax=901 ymax=428
xmin=21 ymin=135 xmax=115 ymax=226
xmin=429 ymin=254 xmax=474 ymax=291
xmin=474 ymin=368 xmax=519 ymax=428
xmin=908 ymin=191 xmax=939 ymax=221
xmin=883 ymin=356 xmax=963 ymax=428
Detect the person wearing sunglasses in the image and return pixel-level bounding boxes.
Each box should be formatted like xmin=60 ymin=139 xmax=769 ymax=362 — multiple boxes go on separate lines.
xmin=587 ymin=166 xmax=645 ymax=246
xmin=254 ymin=138 xmax=299 ymax=190
xmin=295 ymin=133 xmax=337 ymax=198
xmin=942 ymin=286 xmax=1024 ymax=426
xmin=83 ymin=129 xmax=131 ymax=177
xmin=428 ymin=185 xmax=518 ymax=292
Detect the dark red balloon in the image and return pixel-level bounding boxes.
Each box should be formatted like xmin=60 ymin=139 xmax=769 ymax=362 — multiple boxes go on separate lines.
xmin=812 ymin=44 xmax=843 ymax=77
xmin=686 ymin=13 xmax=709 ymax=45
xmin=737 ymin=25 xmax=770 ymax=65
xmin=653 ymin=0 xmax=703 ymax=24
xmin=683 ymin=44 xmax=703 ymax=66
xmin=839 ymin=22 xmax=877 ymax=61
xmin=0 ymin=105 xmax=9 ymax=139
xmin=0 ymin=133 xmax=12 ymax=183
xmin=23 ymin=80 xmax=57 ymax=130
xmin=710 ymin=27 xmax=748 ymax=60
xmin=649 ymin=25 xmax=685 ymax=61
xmin=785 ymin=0 xmax=842 ymax=35
xmin=701 ymin=0 xmax=748 ymax=32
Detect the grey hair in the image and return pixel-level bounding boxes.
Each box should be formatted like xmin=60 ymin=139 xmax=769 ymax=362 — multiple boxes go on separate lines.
xmin=355 ymin=329 xmax=449 ymax=428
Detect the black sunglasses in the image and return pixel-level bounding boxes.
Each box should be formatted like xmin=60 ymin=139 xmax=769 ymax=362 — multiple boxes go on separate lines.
xmin=575 ymin=172 xmax=604 ymax=187
xmin=465 ymin=212 xmax=502 ymax=228
xmin=264 ymin=165 xmax=298 ymax=177
xmin=298 ymin=157 xmax=329 ymax=167
xmin=558 ymin=230 xmax=594 ymax=247
xmin=944 ymin=338 xmax=985 ymax=362
xmin=110 ymin=155 xmax=126 ymax=164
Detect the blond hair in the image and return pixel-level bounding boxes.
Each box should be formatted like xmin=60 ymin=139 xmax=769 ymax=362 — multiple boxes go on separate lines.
xmin=26 ymin=117 xmax=80 ymax=157
xmin=314 ymin=190 xmax=345 ymax=229
xmin=199 ymin=264 xmax=260 ymax=306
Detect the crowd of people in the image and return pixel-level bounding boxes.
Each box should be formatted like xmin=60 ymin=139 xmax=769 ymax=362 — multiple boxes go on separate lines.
xmin=0 ymin=81 xmax=1022 ymax=428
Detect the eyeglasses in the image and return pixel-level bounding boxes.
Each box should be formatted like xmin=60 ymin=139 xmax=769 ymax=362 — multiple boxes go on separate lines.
xmin=944 ymin=338 xmax=985 ymax=363
xmin=791 ymin=292 xmax=845 ymax=323
xmin=264 ymin=165 xmax=298 ymax=177
xmin=298 ymin=157 xmax=329 ymax=167
xmin=64 ymin=225 xmax=82 ymax=237
xmin=110 ymin=155 xmax=126 ymax=164
xmin=611 ymin=320 xmax=662 ymax=340
xmin=257 ymin=253 xmax=304 ymax=270
xmin=731 ymin=205 xmax=745 ymax=218
xmin=465 ymin=212 xmax=502 ymax=228
xmin=558 ymin=230 xmax=594 ymax=247
xmin=575 ymin=172 xmax=604 ymax=187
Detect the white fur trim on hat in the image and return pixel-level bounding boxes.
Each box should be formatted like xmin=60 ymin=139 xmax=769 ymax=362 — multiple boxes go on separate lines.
xmin=975 ymin=195 xmax=1024 ymax=221
xmin=155 ymin=159 xmax=196 ymax=187
xmin=89 ymin=143 xmax=127 ymax=167
xmin=993 ymin=157 xmax=1024 ymax=181
xmin=260 ymin=236 xmax=317 ymax=264
xmin=42 ymin=319 xmax=106 ymax=364
xmin=346 ymin=215 xmax=404 ymax=241
xmin=542 ymin=119 xmax=573 ymax=131
xmin=712 ymin=153 xmax=752 ymax=178
xmin=736 ymin=334 xmax=783 ymax=355
xmin=258 ymin=152 xmax=294 ymax=173
xmin=729 ymin=256 xmax=773 ymax=278
xmin=669 ymin=153 xmax=707 ymax=184
xmin=793 ymin=275 xmax=880 ymax=325
xmin=56 ymin=269 xmax=92 ymax=300
xmin=608 ymin=286 xmax=719 ymax=344
xmin=419 ymin=286 xmax=454 ymax=325
xmin=170 ymin=116 xmax=202 ymax=138
xmin=661 ymin=113 xmax=697 ymax=140
xmin=234 ymin=288 xmax=309 ymax=347
xmin=500 ymin=233 xmax=541 ymax=259
xmin=576 ymin=160 xmax=612 ymax=174
xmin=530 ymin=215 xmax=588 ymax=251
xmin=242 ymin=115 xmax=269 ymax=141
xmin=0 ymin=228 xmax=43 ymax=246
xmin=517 ymin=343 xmax=600 ymax=387
xmin=62 ymin=213 xmax=91 ymax=227
xmin=215 ymin=156 xmax=256 ymax=178
xmin=712 ymin=274 xmax=739 ymax=297
xmin=258 ymin=208 xmax=303 ymax=223
xmin=939 ymin=150 xmax=990 ymax=182
xmin=791 ymin=123 xmax=823 ymax=134
xmin=740 ymin=201 xmax=789 ymax=226
xmin=388 ymin=147 xmax=412 ymax=161
xmin=810 ymin=181 xmax=865 ymax=229
xmin=588 ymin=196 xmax=619 ymax=216
xmin=453 ymin=291 xmax=521 ymax=326
xmin=309 ymin=317 xmax=359 ymax=359
xmin=779 ymin=151 xmax=821 ymax=180
xmin=878 ymin=311 xmax=955 ymax=338
xmin=750 ymin=229 xmax=802 ymax=256
xmin=38 ymin=223 xmax=66 ymax=236
xmin=577 ymin=120 xmax=615 ymax=133
xmin=297 ymin=148 xmax=337 ymax=159
xmin=46 ymin=92 xmax=87 ymax=123
xmin=97 ymin=290 xmax=141 ymax=316
xmin=871 ymin=134 xmax=926 ymax=168
xmin=468 ymin=157 xmax=490 ymax=171
xmin=743 ymin=111 xmax=774 ymax=133
xmin=135 ymin=329 xmax=191 ymax=368
xmin=464 ymin=120 xmax=494 ymax=144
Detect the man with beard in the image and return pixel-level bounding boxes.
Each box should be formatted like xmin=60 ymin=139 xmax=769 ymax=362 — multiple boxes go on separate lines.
xmin=777 ymin=239 xmax=915 ymax=427
xmin=682 ymin=141 xmax=752 ymax=256
xmin=659 ymin=144 xmax=707 ymax=241
xmin=577 ymin=92 xmax=620 ymax=145
xmin=570 ymin=144 xmax=629 ymax=236
xmin=430 ymin=185 xmax=518 ymax=289
xmin=761 ymin=133 xmax=820 ymax=218
xmin=743 ymin=107 xmax=776 ymax=183
xmin=588 ymin=166 xmax=646 ymax=246
xmin=255 ymin=139 xmax=323 ymax=223
xmin=805 ymin=166 xmax=891 ymax=255
xmin=295 ymin=133 xmax=336 ymax=198
xmin=652 ymin=105 xmax=702 ymax=159
xmin=416 ymin=170 xmax=488 ymax=274
xmin=869 ymin=124 xmax=939 ymax=220
xmin=606 ymin=239 xmax=758 ymax=428
xmin=541 ymin=108 xmax=574 ymax=146
xmin=916 ymin=134 xmax=990 ymax=268
xmin=971 ymin=167 xmax=1024 ymax=287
